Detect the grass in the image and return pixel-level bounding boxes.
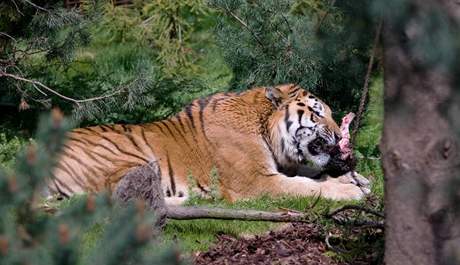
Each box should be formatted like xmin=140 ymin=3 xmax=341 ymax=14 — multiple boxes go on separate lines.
xmin=355 ymin=75 xmax=384 ymax=198
xmin=162 ymin=195 xmax=355 ymax=252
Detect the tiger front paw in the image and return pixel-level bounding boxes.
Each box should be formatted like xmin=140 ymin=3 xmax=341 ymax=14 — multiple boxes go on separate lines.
xmin=321 ymin=172 xmax=371 ymax=200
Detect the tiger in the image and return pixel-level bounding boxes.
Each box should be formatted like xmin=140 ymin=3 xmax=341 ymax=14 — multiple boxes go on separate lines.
xmin=48 ymin=84 xmax=370 ymax=205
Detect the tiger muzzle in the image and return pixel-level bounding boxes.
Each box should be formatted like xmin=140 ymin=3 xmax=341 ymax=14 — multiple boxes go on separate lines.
xmin=323 ymin=144 xmax=356 ymax=177
xmin=307 ymin=138 xmax=356 ymax=177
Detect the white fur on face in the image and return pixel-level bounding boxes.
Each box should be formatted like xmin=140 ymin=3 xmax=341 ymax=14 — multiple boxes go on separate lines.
xmin=270 ymin=91 xmax=337 ymax=170
xmin=280 ymin=97 xmax=332 ymax=168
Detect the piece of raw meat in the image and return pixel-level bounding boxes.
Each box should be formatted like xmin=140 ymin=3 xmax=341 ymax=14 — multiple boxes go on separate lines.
xmin=338 ymin=112 xmax=355 ymax=160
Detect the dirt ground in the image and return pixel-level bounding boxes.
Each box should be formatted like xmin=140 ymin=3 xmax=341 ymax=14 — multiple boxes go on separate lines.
xmin=194 ymin=223 xmax=354 ymax=265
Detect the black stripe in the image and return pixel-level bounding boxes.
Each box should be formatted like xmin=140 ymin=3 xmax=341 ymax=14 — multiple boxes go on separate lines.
xmin=100 ymin=136 xmax=149 ymax=163
xmin=99 ymin=125 xmax=109 ymax=132
xmin=72 ymin=128 xmax=146 ymax=163
xmin=60 ymin=160 xmax=82 ymax=181
xmin=110 ymin=125 xmax=125 ymax=134
xmin=185 ymin=103 xmax=195 ymax=129
xmin=212 ymin=97 xmax=228 ymax=112
xmin=82 ymin=127 xmax=99 ymax=133
xmin=68 ymin=137 xmax=119 ymax=157
xmin=55 ymin=163 xmax=85 ymax=187
xmin=281 ymin=139 xmax=285 ymax=153
xmin=101 ymin=124 xmax=115 ymax=132
xmin=196 ymin=180 xmax=208 ymax=193
xmin=198 ymin=98 xmax=210 ymax=139
xmin=159 ymin=121 xmax=179 ymax=142
xmin=166 ymin=154 xmax=176 ymax=195
xmin=121 ymin=124 xmax=131 ymax=132
xmin=63 ymin=143 xmax=108 ymax=166
xmin=152 ymin=123 xmax=166 ymax=135
xmin=61 ymin=160 xmax=86 ymax=187
xmin=297 ymin=110 xmax=304 ymax=124
xmin=52 ymin=179 xmax=71 ymax=198
xmin=71 ymin=130 xmax=93 ymax=136
xmin=166 ymin=119 xmax=185 ymax=139
xmin=308 ymin=106 xmax=322 ymax=117
xmin=309 ymin=113 xmax=315 ymax=122
xmin=175 ymin=114 xmax=187 ymax=133
xmin=124 ymin=133 xmax=142 ymax=151
xmin=54 ymin=175 xmax=76 ymax=194
xmin=285 ymin=107 xmax=293 ymax=131
xmin=61 ymin=150 xmax=99 ymax=187
xmin=140 ymin=127 xmax=155 ymax=156
xmin=288 ymin=88 xmax=300 ymax=96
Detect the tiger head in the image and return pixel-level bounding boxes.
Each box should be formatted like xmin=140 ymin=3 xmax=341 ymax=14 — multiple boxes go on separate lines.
xmin=266 ymin=84 xmax=353 ymax=177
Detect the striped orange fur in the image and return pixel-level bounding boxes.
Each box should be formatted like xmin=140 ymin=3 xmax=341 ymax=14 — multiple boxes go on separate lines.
xmin=49 ymin=84 xmax=368 ymax=204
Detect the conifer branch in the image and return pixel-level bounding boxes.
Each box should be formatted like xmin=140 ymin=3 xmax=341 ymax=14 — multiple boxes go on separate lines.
xmin=9 ymin=0 xmax=24 ymax=16
xmin=0 ymin=32 xmax=17 ymax=42
xmin=0 ymin=72 xmax=127 ymax=106
xmin=22 ymin=0 xmax=50 ymax=13
xmin=221 ymin=6 xmax=266 ymax=50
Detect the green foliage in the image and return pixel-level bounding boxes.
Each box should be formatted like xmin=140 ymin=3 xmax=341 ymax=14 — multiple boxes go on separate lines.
xmin=210 ymin=0 xmax=376 ymax=112
xmin=1 ymin=0 xmax=219 ymax=128
xmin=355 ymin=76 xmax=384 ymax=198
xmin=0 ymin=111 xmax=184 ymax=265
xmin=0 ymin=134 xmax=27 ymax=171
xmin=208 ymin=167 xmax=222 ymax=202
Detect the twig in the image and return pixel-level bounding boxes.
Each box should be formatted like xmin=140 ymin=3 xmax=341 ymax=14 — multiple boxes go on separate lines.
xmin=0 ymin=32 xmax=17 ymax=42
xmin=0 ymin=72 xmax=127 ymax=106
xmin=22 ymin=0 xmax=50 ymax=13
xmin=10 ymin=0 xmax=24 ymax=16
xmin=325 ymin=232 xmax=349 ymax=253
xmin=327 ymin=204 xmax=384 ymax=218
xmin=351 ymin=19 xmax=383 ymax=144
xmin=222 ymin=6 xmax=266 ymax=50
xmin=346 ymin=219 xmax=384 ymax=229
xmin=278 ymin=207 xmax=304 ymax=214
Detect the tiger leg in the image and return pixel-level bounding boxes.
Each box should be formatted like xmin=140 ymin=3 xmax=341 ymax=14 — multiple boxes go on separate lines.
xmin=232 ymin=173 xmax=369 ymax=201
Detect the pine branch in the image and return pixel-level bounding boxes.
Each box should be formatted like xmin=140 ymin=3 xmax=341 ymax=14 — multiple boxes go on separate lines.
xmin=22 ymin=0 xmax=50 ymax=13
xmin=220 ymin=6 xmax=266 ymax=51
xmin=0 ymin=71 xmax=127 ymax=106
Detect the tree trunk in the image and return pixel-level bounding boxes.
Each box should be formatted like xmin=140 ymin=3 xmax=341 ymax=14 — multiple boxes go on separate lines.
xmin=381 ymin=1 xmax=460 ymax=264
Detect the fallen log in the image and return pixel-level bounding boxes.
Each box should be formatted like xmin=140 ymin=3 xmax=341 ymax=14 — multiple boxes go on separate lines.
xmin=167 ymin=205 xmax=308 ymax=222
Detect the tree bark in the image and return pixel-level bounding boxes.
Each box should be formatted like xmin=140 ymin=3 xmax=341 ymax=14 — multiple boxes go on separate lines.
xmin=381 ymin=1 xmax=460 ymax=264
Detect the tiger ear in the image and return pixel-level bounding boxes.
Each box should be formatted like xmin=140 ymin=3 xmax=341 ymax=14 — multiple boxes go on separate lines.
xmin=265 ymin=86 xmax=284 ymax=107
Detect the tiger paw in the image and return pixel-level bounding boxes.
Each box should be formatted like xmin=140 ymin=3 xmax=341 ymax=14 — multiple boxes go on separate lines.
xmin=337 ymin=171 xmax=371 ymax=195
xmin=321 ymin=181 xmax=367 ymax=201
